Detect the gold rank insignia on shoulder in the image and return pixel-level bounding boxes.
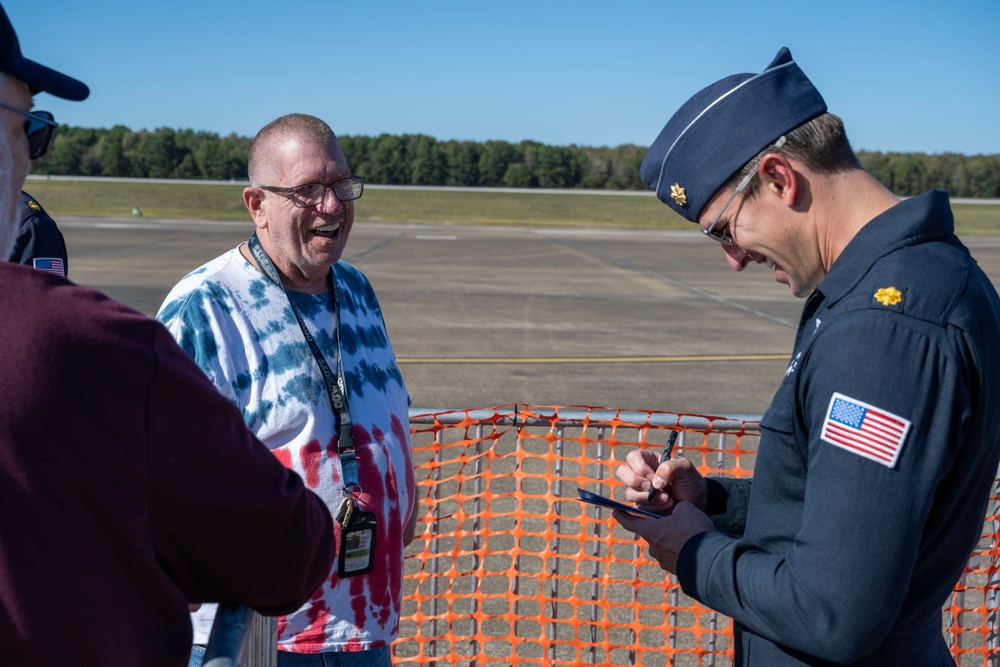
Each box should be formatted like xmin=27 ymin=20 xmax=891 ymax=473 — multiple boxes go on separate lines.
xmin=670 ymin=183 xmax=687 ymax=206
xmin=28 ymin=200 xmax=41 ymax=212
xmin=874 ymin=286 xmax=903 ymax=306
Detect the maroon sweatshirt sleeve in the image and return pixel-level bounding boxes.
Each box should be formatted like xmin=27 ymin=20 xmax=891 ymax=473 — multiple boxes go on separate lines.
xmin=0 ymin=266 xmax=334 ymax=665
xmin=144 ymin=323 xmax=335 ymax=615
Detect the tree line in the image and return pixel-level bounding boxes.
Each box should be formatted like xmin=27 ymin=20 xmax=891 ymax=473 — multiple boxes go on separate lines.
xmin=29 ymin=125 xmax=1000 ymax=198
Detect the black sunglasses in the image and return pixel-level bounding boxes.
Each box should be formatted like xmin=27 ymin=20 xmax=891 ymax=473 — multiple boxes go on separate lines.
xmin=0 ymin=102 xmax=59 ymax=159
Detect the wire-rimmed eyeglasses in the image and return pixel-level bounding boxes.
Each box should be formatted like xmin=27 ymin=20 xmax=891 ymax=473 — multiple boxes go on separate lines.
xmin=258 ymin=176 xmax=365 ymax=208
xmin=702 ymin=135 xmax=787 ymax=245
xmin=0 ymin=102 xmax=58 ymax=160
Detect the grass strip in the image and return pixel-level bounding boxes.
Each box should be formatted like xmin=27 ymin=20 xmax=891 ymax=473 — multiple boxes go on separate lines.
xmin=22 ymin=177 xmax=1000 ymax=234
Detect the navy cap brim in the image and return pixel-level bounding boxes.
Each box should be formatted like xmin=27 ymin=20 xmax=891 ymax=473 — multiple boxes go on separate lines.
xmin=8 ymin=56 xmax=89 ymax=101
xmin=0 ymin=4 xmax=89 ymax=101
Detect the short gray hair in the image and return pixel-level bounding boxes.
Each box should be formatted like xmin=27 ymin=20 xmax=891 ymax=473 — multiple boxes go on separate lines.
xmin=247 ymin=114 xmax=338 ymax=186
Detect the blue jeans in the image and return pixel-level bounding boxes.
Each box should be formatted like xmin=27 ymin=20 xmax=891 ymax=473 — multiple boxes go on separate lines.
xmin=187 ymin=643 xmax=391 ymax=667
xmin=277 ymin=646 xmax=393 ymax=667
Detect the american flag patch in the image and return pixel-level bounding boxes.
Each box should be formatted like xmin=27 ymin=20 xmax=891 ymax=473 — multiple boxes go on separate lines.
xmin=33 ymin=258 xmax=65 ymax=277
xmin=820 ymin=392 xmax=911 ymax=468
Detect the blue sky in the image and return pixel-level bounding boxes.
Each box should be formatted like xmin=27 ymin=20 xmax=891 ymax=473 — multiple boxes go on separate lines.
xmin=10 ymin=0 xmax=1000 ymax=155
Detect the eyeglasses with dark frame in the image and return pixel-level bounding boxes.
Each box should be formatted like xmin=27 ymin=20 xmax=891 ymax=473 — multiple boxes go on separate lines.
xmin=258 ymin=176 xmax=365 ymax=208
xmin=0 ymin=102 xmax=59 ymax=160
xmin=702 ymin=135 xmax=787 ymax=245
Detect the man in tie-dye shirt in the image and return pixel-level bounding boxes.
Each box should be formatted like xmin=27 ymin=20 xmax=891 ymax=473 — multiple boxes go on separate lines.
xmin=157 ymin=114 xmax=416 ymax=667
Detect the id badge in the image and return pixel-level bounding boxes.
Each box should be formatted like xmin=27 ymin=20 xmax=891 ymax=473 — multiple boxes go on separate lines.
xmin=338 ymin=510 xmax=377 ymax=577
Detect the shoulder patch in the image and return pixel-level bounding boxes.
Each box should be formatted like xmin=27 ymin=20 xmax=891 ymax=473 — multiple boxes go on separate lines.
xmin=820 ymin=392 xmax=911 ymax=468
xmin=32 ymin=257 xmax=65 ymax=276
xmin=873 ymin=286 xmax=903 ymax=306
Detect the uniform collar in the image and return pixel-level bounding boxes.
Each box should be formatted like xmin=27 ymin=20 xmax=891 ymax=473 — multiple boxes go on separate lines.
xmin=815 ymin=189 xmax=955 ymax=307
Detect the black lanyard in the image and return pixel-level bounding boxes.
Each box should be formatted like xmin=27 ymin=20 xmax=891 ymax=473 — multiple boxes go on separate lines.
xmin=246 ymin=233 xmax=359 ymax=492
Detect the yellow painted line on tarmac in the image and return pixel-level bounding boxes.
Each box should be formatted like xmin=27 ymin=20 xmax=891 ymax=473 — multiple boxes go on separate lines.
xmin=397 ymin=354 xmax=790 ymax=364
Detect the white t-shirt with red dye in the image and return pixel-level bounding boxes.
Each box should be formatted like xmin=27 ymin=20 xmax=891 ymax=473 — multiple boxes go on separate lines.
xmin=157 ymin=247 xmax=415 ymax=653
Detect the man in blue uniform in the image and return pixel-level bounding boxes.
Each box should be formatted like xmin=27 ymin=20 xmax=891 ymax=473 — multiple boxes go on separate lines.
xmin=613 ymin=47 xmax=1000 ymax=666
xmin=9 ymin=190 xmax=68 ymax=276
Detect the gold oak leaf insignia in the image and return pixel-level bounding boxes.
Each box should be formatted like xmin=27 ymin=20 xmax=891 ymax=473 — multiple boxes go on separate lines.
xmin=670 ymin=183 xmax=687 ymax=206
xmin=28 ymin=200 xmax=41 ymax=212
xmin=874 ymin=286 xmax=903 ymax=306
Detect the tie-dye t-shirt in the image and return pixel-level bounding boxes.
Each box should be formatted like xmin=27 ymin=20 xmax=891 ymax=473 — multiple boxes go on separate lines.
xmin=156 ymin=246 xmax=414 ymax=653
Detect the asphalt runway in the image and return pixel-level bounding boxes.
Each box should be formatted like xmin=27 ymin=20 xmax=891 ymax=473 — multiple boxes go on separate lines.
xmin=57 ymin=215 xmax=1000 ymax=417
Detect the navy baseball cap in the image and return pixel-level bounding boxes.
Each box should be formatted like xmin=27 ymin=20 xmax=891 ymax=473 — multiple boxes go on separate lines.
xmin=0 ymin=3 xmax=89 ymax=101
xmin=640 ymin=47 xmax=825 ymax=223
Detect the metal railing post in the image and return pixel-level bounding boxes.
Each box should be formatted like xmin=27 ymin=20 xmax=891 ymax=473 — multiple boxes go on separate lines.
xmin=203 ymin=604 xmax=277 ymax=667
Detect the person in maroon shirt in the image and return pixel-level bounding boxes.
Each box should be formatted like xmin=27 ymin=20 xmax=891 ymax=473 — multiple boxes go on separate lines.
xmin=0 ymin=5 xmax=336 ymax=666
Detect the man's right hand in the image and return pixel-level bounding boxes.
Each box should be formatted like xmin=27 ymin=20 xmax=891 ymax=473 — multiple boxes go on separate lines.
xmin=615 ymin=448 xmax=708 ymax=513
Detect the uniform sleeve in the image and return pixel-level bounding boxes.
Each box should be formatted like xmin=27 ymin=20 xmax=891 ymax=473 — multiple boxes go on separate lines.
xmin=145 ymin=324 xmax=335 ymax=615
xmin=703 ymin=476 xmax=752 ymax=536
xmin=676 ymin=312 xmax=974 ymax=663
xmin=9 ymin=198 xmax=69 ymax=273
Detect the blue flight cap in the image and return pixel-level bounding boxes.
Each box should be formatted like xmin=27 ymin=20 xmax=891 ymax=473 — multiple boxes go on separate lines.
xmin=0 ymin=3 xmax=89 ymax=101
xmin=640 ymin=47 xmax=825 ymax=223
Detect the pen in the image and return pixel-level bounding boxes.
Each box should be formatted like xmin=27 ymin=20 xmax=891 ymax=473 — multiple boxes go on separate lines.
xmin=647 ymin=430 xmax=679 ymax=503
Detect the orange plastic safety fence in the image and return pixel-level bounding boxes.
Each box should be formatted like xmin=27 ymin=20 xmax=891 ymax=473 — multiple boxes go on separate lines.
xmin=949 ymin=494 xmax=1000 ymax=666
xmin=393 ymin=405 xmax=1000 ymax=667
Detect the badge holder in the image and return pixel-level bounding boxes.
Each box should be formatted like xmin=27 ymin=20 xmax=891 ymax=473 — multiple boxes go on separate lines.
xmin=336 ymin=495 xmax=377 ymax=577
xmin=247 ymin=235 xmax=377 ymax=577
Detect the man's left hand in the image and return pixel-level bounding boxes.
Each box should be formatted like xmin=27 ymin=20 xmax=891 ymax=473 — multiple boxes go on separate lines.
xmin=613 ymin=502 xmax=715 ymax=573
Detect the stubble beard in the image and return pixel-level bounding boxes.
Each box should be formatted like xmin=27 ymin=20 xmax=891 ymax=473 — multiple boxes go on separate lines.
xmin=0 ymin=127 xmax=16 ymax=260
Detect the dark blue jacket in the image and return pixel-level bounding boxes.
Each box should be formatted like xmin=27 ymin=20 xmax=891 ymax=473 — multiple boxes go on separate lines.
xmin=9 ymin=191 xmax=68 ymax=276
xmin=678 ymin=190 xmax=1000 ymax=666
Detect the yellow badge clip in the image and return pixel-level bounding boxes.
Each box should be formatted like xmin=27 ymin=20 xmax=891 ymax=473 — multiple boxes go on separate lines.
xmin=669 ymin=183 xmax=687 ymax=206
xmin=874 ymin=286 xmax=903 ymax=306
